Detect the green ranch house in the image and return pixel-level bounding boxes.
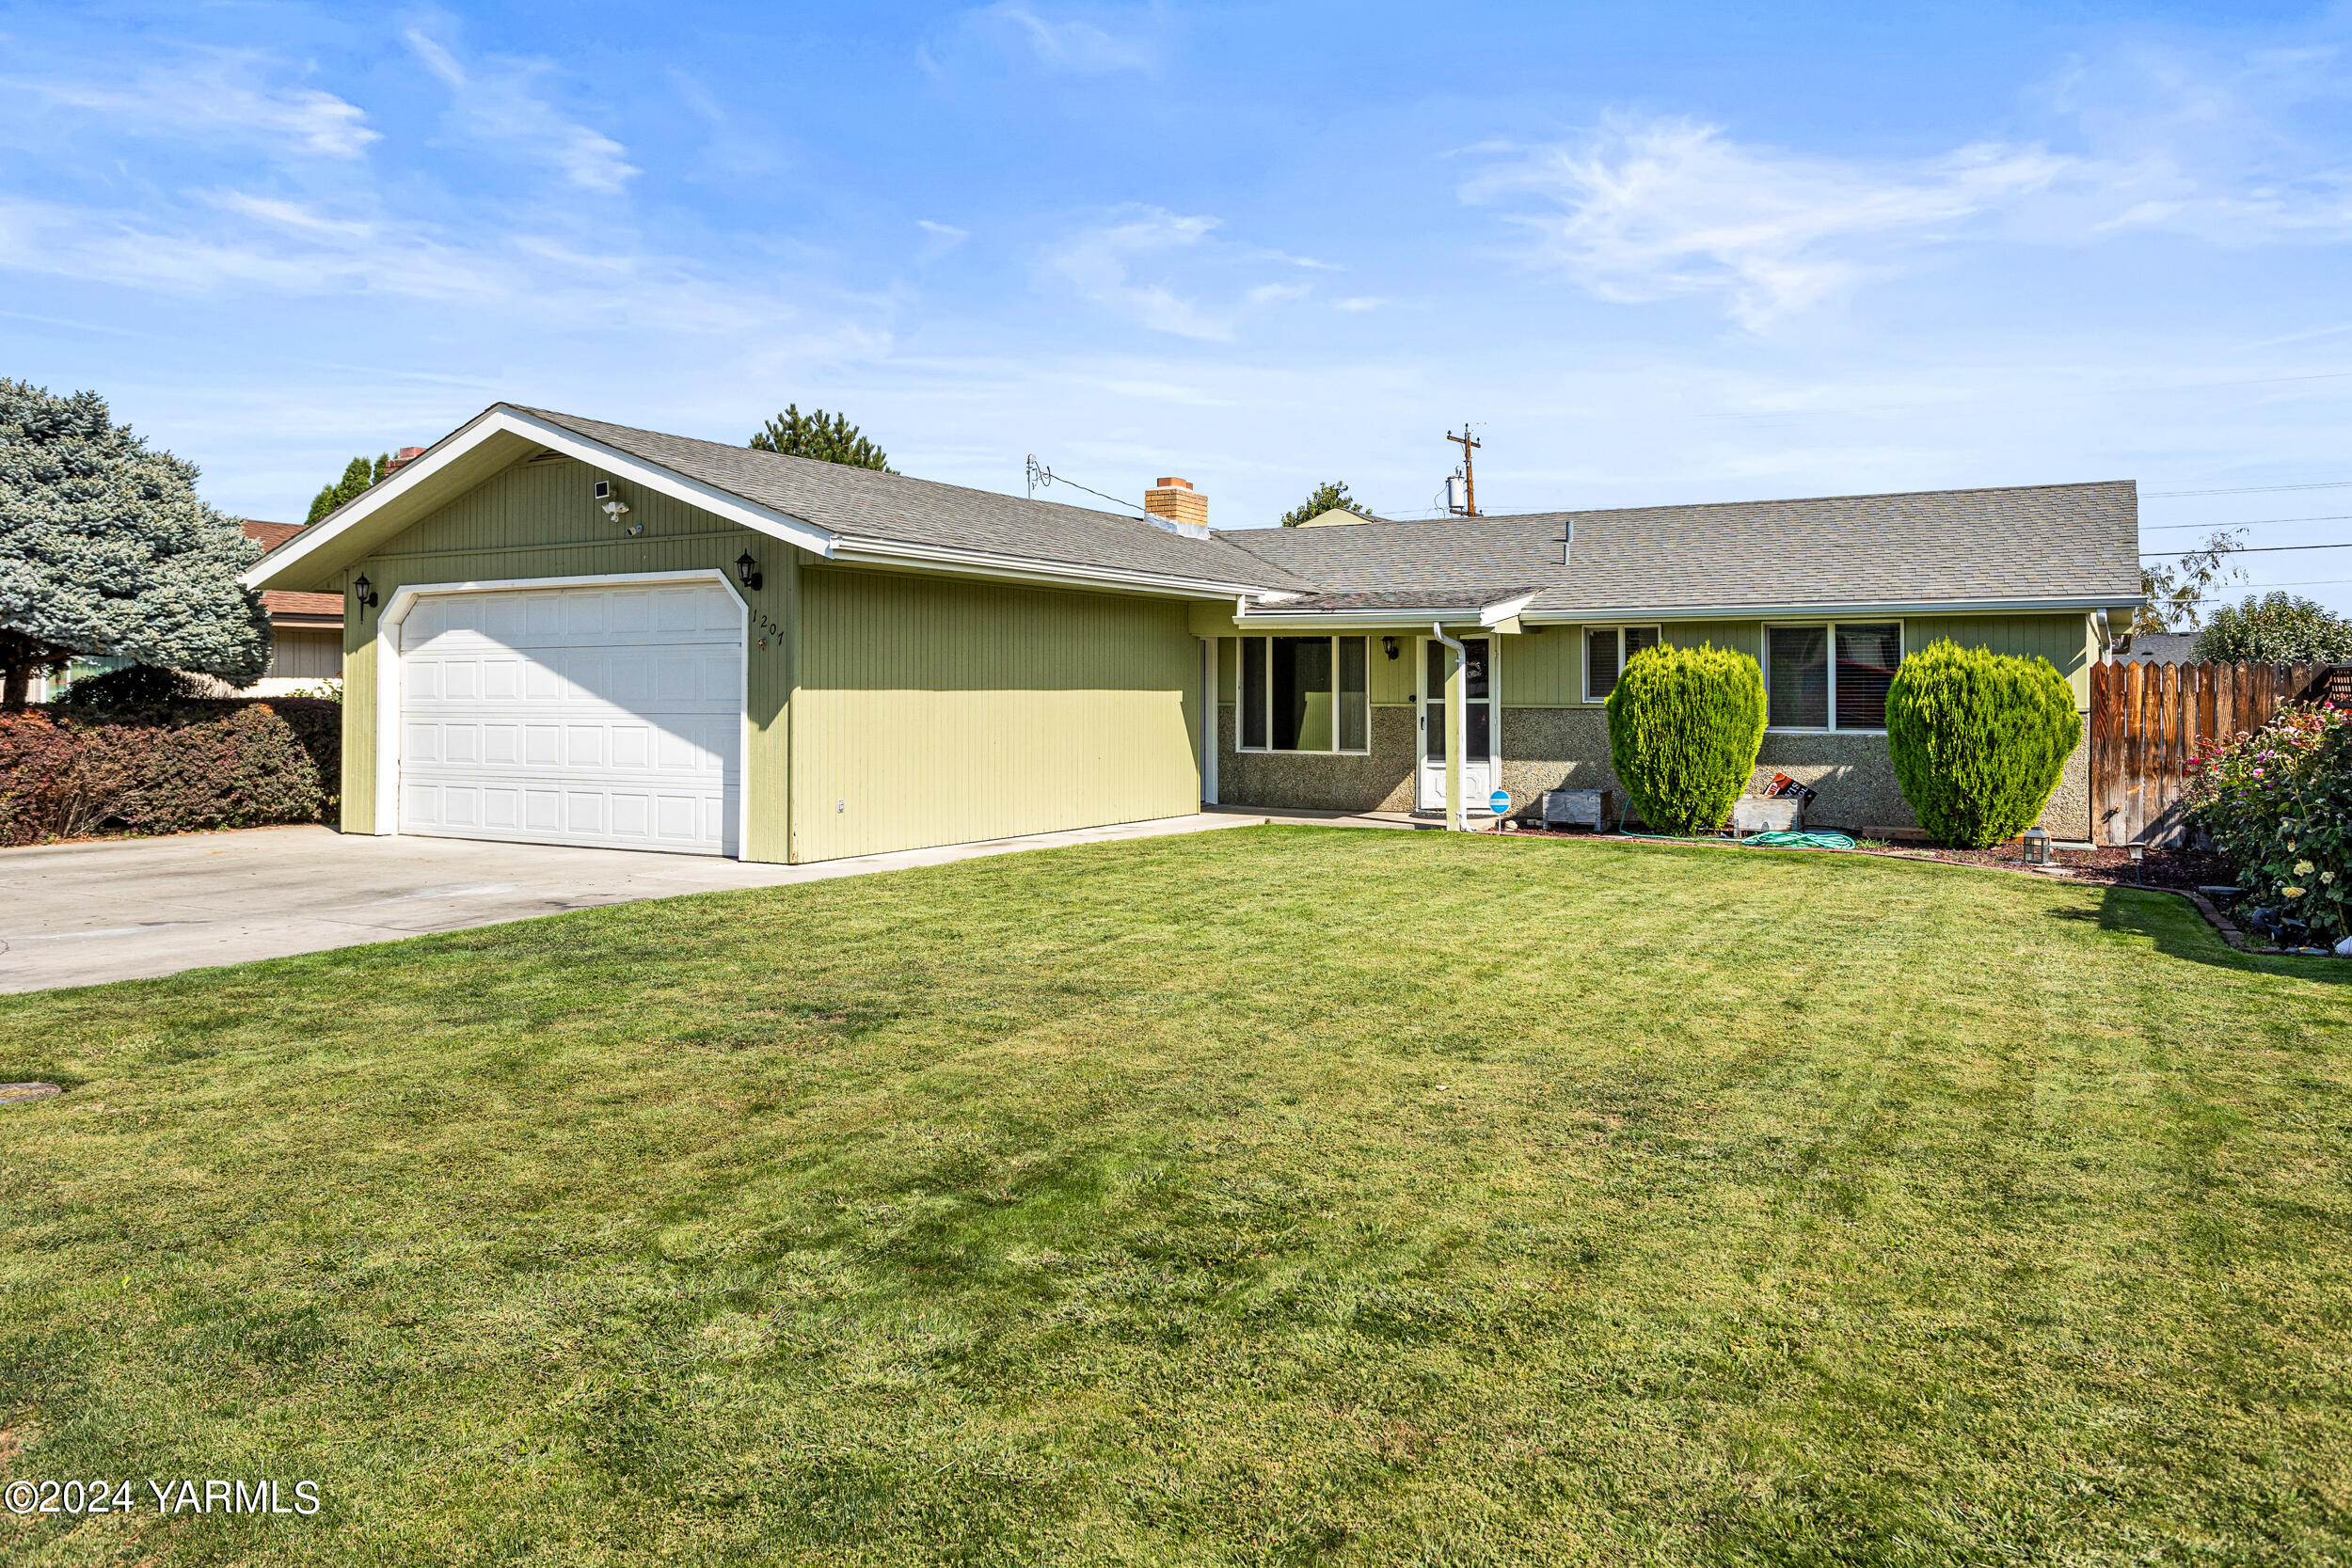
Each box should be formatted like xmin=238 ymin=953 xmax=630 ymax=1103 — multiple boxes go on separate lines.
xmin=246 ymin=404 xmax=2146 ymax=863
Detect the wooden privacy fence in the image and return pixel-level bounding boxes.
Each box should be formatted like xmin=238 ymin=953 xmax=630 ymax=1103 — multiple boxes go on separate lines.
xmin=2089 ymin=660 xmax=2340 ymax=846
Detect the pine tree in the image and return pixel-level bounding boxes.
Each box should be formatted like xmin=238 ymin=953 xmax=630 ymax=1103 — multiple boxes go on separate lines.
xmin=0 ymin=380 xmax=272 ymax=704
xmin=1279 ymin=481 xmax=1375 ymax=528
xmin=748 ymin=405 xmax=894 ymax=471
xmin=306 ymin=453 xmax=389 ymax=525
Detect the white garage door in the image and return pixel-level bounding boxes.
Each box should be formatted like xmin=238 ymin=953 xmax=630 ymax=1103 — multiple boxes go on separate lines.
xmin=398 ymin=580 xmax=740 ymax=856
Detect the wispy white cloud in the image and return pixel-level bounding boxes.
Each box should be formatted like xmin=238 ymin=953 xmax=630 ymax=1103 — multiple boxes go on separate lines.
xmin=402 ymin=28 xmax=638 ymax=193
xmin=1465 ymin=113 xmax=2076 ymax=329
xmin=1045 ymin=208 xmax=1232 ymax=339
xmin=1044 ymin=207 xmax=1328 ymax=340
xmin=972 ymin=4 xmax=1158 ymax=74
xmin=1334 ymin=296 xmax=1386 ymax=313
xmin=917 ymin=218 xmax=970 ymax=261
xmin=1 ymin=53 xmax=377 ymax=158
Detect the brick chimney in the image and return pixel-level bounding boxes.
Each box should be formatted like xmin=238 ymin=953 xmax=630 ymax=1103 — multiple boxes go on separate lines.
xmin=1144 ymin=476 xmax=1207 ymax=531
xmin=383 ymin=446 xmax=426 ymax=475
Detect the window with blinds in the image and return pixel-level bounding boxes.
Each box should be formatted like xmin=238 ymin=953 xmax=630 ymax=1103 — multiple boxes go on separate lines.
xmin=1766 ymin=622 xmax=1901 ymax=730
xmin=1583 ymin=626 xmax=1661 ymax=702
xmin=1233 ymin=635 xmax=1372 ymax=753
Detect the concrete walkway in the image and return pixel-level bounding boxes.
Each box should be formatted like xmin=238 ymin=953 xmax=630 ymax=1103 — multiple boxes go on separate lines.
xmin=0 ymin=813 xmax=1281 ymax=993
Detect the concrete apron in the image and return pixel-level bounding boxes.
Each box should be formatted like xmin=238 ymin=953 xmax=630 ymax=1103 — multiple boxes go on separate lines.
xmin=0 ymin=815 xmax=1275 ymax=994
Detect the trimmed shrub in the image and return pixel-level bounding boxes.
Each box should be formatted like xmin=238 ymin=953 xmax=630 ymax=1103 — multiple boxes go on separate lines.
xmin=1604 ymin=642 xmax=1767 ymax=834
xmin=1885 ymin=641 xmax=2080 ymax=848
xmin=0 ymin=697 xmax=340 ymax=846
xmin=58 ymin=664 xmax=206 ymax=707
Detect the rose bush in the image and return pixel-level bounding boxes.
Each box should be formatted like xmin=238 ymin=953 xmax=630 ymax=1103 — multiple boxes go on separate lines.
xmin=2185 ymin=702 xmax=2351 ymax=946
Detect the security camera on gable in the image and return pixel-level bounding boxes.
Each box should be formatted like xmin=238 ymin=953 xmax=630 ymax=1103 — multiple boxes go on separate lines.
xmin=594 ymin=479 xmax=640 ymax=534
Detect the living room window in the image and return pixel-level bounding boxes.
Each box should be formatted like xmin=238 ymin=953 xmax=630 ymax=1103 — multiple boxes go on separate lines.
xmin=1766 ymin=622 xmax=1902 ymax=730
xmin=1583 ymin=625 xmax=1661 ymax=703
xmin=1235 ymin=636 xmax=1371 ymax=753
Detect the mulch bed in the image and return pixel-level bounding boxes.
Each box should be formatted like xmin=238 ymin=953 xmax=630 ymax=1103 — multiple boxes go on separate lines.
xmin=1878 ymin=839 xmax=2236 ymax=891
xmin=1503 ymin=823 xmax=2236 ymax=891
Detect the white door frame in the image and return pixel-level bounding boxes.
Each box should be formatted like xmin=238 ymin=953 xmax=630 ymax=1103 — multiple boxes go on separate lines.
xmin=1415 ymin=633 xmax=1500 ymax=814
xmin=373 ymin=568 xmax=753 ymax=860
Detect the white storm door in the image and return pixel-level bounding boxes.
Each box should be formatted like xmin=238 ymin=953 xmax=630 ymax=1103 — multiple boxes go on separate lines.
xmin=398 ymin=580 xmax=740 ymax=856
xmin=1415 ymin=635 xmax=1497 ymax=813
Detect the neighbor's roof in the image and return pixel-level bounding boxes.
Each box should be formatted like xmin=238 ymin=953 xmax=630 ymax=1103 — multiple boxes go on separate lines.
xmin=1216 ymin=481 xmax=2143 ymax=617
xmin=2117 ymin=630 xmax=2200 ymax=664
xmin=513 ymin=408 xmax=1304 ymax=592
xmin=240 ymin=520 xmax=342 ymax=621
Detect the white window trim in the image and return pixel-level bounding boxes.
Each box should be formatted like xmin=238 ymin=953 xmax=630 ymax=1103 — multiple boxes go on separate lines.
xmin=1581 ymin=625 xmax=1662 ymax=704
xmin=1764 ymin=619 xmax=1905 ymax=734
xmin=1232 ymin=633 xmax=1373 ymax=755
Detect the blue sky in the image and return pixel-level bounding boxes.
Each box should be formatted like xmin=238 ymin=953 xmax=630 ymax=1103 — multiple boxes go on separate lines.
xmin=5 ymin=1 xmax=2350 ymax=616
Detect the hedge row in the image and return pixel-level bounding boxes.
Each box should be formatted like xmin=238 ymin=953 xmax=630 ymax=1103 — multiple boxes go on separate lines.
xmin=0 ymin=698 xmax=341 ymax=846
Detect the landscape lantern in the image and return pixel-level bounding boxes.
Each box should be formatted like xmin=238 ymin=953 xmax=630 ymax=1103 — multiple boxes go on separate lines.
xmin=2022 ymin=826 xmax=2050 ymax=866
xmin=2128 ymin=841 xmax=2145 ymax=884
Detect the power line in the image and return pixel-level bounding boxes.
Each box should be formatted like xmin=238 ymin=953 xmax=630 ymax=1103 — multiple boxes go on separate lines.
xmin=2147 ymin=480 xmax=2352 ymax=497
xmin=2141 ymin=540 xmax=2352 ymax=556
xmin=2140 ymin=513 xmax=2352 ymax=532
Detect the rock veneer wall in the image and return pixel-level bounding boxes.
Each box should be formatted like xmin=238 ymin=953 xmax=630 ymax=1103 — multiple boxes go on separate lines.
xmin=1217 ymin=703 xmax=2092 ymax=839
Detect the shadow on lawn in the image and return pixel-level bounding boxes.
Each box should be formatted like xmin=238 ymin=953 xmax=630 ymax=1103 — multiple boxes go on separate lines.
xmin=2066 ymin=884 xmax=2350 ymax=983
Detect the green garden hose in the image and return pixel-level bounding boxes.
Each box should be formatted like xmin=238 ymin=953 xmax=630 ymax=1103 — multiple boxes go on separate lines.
xmin=1740 ymin=830 xmax=1857 ymax=850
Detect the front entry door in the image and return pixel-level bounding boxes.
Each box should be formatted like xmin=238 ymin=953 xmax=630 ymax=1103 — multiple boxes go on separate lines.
xmin=1416 ymin=636 xmax=1496 ymax=813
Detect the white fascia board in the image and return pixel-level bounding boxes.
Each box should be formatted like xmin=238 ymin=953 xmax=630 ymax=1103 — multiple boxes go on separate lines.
xmin=1232 ymin=609 xmax=1491 ymax=630
xmin=242 ymin=405 xmax=835 ymax=592
xmin=827 ymin=536 xmax=1283 ymax=599
xmin=1518 ymin=594 xmax=2146 ymax=623
xmin=1479 ymin=591 xmax=1538 ymax=627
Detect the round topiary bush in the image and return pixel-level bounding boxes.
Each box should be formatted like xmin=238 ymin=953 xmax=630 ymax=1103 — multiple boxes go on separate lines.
xmin=1885 ymin=641 xmax=2081 ymax=848
xmin=1604 ymin=642 xmax=1767 ymax=835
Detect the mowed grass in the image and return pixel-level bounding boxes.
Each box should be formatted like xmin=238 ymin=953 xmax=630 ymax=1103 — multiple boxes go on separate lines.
xmin=2 ymin=825 xmax=2349 ymax=1566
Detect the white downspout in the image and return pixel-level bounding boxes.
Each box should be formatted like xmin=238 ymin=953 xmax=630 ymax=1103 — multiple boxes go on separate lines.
xmin=1432 ymin=622 xmax=1466 ymax=832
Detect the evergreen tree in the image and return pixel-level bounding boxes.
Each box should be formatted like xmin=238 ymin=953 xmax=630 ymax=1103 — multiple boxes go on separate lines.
xmin=306 ymin=452 xmax=390 ymax=524
xmin=0 ymin=380 xmax=271 ymax=704
xmin=1279 ymin=481 xmax=1375 ymax=528
xmin=2194 ymin=592 xmax=2352 ymax=664
xmin=748 ymin=405 xmax=894 ymax=471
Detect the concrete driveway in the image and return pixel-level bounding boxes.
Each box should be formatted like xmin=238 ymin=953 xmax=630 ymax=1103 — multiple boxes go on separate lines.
xmin=0 ymin=815 xmax=1269 ymax=993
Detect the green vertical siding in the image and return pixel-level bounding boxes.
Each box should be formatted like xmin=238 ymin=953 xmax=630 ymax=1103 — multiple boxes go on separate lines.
xmin=337 ymin=452 xmax=794 ymax=857
xmin=792 ymin=567 xmax=1201 ymax=863
xmin=340 ymin=633 xmax=375 ymax=832
xmin=1507 ymin=615 xmax=2089 ymax=706
xmin=1906 ymin=613 xmax=2092 ymax=705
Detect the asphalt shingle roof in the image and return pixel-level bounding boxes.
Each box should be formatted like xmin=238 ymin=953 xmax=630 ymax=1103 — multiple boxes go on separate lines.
xmin=1215 ymin=482 xmax=2142 ymax=614
xmin=518 ymin=406 xmax=1301 ymax=591
xmin=513 ymin=406 xmax=2139 ymax=613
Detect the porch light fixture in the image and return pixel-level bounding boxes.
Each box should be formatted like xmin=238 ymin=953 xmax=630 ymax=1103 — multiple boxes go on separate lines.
xmin=2022 ymin=826 xmax=2050 ymax=866
xmin=1382 ymin=636 xmax=1399 ymax=660
xmin=735 ymin=552 xmax=762 ymax=591
xmin=352 ymin=574 xmax=376 ymax=612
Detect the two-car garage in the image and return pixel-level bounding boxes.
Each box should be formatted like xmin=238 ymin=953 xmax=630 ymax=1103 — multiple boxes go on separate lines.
xmin=390 ymin=577 xmax=743 ymax=857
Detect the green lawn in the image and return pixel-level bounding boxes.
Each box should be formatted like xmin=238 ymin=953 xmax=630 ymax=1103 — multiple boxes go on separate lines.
xmin=2 ymin=826 xmax=2349 ymax=1566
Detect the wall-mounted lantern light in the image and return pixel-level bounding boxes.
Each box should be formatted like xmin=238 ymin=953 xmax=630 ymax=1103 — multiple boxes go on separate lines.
xmin=2022 ymin=826 xmax=2050 ymax=866
xmin=1382 ymin=636 xmax=1399 ymax=660
xmin=735 ymin=552 xmax=762 ymax=592
xmin=352 ymin=574 xmax=377 ymax=612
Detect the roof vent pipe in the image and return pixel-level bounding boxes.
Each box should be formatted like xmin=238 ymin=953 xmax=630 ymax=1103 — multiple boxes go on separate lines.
xmin=1562 ymin=519 xmax=1574 ymax=566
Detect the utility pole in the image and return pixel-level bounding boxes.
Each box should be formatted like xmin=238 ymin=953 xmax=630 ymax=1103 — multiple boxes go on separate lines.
xmin=1446 ymin=424 xmax=1481 ymax=516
